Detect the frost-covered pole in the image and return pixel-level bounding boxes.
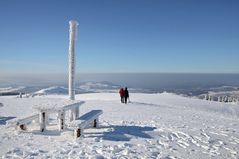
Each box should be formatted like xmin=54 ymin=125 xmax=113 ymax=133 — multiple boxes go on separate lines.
xmin=68 ymin=20 xmax=78 ymax=100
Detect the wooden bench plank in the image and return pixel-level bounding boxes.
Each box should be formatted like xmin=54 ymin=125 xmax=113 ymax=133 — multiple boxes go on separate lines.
xmin=69 ymin=110 xmax=103 ymax=138
xmin=78 ymin=110 xmax=102 ymax=121
xmin=7 ymin=114 xmax=39 ymax=130
xmin=17 ymin=114 xmax=39 ymax=125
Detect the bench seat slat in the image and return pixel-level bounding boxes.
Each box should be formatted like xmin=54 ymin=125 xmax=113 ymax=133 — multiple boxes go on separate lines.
xmin=7 ymin=114 xmax=39 ymax=126
xmin=69 ymin=110 xmax=102 ymax=128
xmin=78 ymin=110 xmax=102 ymax=121
xmin=17 ymin=114 xmax=39 ymax=125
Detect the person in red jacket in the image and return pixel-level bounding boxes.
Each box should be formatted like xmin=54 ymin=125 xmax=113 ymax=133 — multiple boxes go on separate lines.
xmin=119 ymin=88 xmax=124 ymax=103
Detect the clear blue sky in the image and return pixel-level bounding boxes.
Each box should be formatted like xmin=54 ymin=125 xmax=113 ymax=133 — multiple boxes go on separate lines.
xmin=0 ymin=0 xmax=239 ymax=75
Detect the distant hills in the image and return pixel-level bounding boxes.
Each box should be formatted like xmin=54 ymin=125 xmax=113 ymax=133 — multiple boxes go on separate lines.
xmin=0 ymin=82 xmax=238 ymax=104
xmin=0 ymin=82 xmax=121 ymax=96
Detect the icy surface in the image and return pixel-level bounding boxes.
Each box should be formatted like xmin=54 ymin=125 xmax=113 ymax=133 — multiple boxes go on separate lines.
xmin=0 ymin=92 xmax=239 ymax=158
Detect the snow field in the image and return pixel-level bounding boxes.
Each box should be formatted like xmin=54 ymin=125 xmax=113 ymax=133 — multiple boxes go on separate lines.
xmin=0 ymin=93 xmax=239 ymax=158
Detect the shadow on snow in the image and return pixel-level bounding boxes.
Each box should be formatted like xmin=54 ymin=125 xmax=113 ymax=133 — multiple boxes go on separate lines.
xmin=31 ymin=129 xmax=62 ymax=136
xmin=86 ymin=125 xmax=156 ymax=141
xmin=0 ymin=116 xmax=16 ymax=125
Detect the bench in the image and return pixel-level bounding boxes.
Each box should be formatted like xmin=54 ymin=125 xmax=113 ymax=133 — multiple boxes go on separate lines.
xmin=7 ymin=114 xmax=39 ymax=130
xmin=69 ymin=110 xmax=103 ymax=138
xmin=37 ymin=101 xmax=85 ymax=132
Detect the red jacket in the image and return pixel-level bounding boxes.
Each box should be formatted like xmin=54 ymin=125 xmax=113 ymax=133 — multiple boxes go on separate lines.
xmin=119 ymin=88 xmax=124 ymax=97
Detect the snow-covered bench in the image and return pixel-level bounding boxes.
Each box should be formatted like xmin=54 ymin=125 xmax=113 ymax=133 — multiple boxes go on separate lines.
xmin=7 ymin=114 xmax=39 ymax=130
xmin=37 ymin=101 xmax=85 ymax=132
xmin=69 ymin=110 xmax=103 ymax=138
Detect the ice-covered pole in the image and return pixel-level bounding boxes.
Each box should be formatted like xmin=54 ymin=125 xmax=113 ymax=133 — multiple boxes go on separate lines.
xmin=68 ymin=20 xmax=78 ymax=100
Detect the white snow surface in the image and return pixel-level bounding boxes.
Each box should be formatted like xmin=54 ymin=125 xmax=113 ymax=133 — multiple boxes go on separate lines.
xmin=0 ymin=92 xmax=239 ymax=159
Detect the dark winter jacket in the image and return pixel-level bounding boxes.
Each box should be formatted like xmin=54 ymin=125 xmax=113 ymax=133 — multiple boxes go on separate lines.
xmin=124 ymin=89 xmax=129 ymax=98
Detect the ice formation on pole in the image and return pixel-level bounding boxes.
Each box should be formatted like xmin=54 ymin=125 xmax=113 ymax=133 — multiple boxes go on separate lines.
xmin=68 ymin=20 xmax=78 ymax=100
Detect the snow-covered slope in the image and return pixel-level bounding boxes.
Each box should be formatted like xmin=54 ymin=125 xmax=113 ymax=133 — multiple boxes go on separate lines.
xmin=34 ymin=86 xmax=68 ymax=95
xmin=0 ymin=87 xmax=24 ymax=93
xmin=30 ymin=82 xmax=120 ymax=97
xmin=78 ymin=81 xmax=120 ymax=93
xmin=0 ymin=86 xmax=25 ymax=95
xmin=0 ymin=93 xmax=239 ymax=158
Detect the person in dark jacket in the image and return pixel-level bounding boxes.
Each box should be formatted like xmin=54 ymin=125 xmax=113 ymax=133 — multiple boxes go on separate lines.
xmin=119 ymin=88 xmax=124 ymax=103
xmin=124 ymin=87 xmax=129 ymax=104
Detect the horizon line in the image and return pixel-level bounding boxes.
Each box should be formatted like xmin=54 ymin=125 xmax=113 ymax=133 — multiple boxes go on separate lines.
xmin=1 ymin=72 xmax=239 ymax=77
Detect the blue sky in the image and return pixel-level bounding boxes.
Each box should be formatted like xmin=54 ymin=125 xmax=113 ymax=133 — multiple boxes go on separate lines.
xmin=0 ymin=0 xmax=239 ymax=75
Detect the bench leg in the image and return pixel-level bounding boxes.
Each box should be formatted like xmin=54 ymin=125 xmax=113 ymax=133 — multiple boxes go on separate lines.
xmin=75 ymin=128 xmax=83 ymax=138
xmin=40 ymin=112 xmax=46 ymax=132
xmin=93 ymin=119 xmax=97 ymax=128
xmin=19 ymin=124 xmax=26 ymax=130
xmin=75 ymin=107 xmax=79 ymax=119
xmin=70 ymin=107 xmax=79 ymax=122
xmin=70 ymin=109 xmax=74 ymax=122
xmin=93 ymin=118 xmax=99 ymax=128
xmin=58 ymin=111 xmax=65 ymax=130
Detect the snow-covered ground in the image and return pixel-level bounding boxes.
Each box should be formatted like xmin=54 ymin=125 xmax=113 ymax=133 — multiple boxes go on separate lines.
xmin=0 ymin=92 xmax=239 ymax=158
